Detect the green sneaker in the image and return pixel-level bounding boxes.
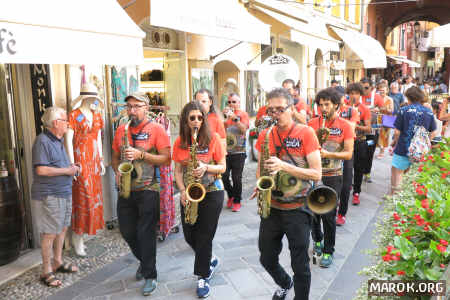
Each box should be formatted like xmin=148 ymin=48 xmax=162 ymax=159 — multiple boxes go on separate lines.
xmin=142 ymin=279 xmax=157 ymax=296
xmin=320 ymin=253 xmax=333 ymax=268
xmin=313 ymin=241 xmax=323 ymax=256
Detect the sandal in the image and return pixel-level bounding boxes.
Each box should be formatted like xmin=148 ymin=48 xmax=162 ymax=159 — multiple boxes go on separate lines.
xmin=40 ymin=272 xmax=62 ymax=287
xmin=55 ymin=262 xmax=78 ymax=273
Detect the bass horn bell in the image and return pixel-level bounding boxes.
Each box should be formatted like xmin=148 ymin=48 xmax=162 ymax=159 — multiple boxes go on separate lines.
xmin=306 ymin=185 xmax=338 ymax=215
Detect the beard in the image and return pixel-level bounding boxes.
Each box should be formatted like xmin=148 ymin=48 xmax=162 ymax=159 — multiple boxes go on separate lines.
xmin=129 ymin=115 xmax=143 ymax=127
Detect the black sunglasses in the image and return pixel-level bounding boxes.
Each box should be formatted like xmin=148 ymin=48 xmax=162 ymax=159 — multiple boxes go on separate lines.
xmin=364 ymin=86 xmax=370 ymax=90
xmin=228 ymin=100 xmax=237 ymax=104
xmin=267 ymin=105 xmax=291 ymax=115
xmin=189 ymin=115 xmax=203 ymax=122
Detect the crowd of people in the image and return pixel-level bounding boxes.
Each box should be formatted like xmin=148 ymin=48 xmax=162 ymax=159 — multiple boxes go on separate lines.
xmin=30 ymin=73 xmax=449 ymax=299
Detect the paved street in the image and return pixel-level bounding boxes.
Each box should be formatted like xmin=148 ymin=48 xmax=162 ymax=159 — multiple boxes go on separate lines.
xmin=46 ymin=154 xmax=391 ymax=300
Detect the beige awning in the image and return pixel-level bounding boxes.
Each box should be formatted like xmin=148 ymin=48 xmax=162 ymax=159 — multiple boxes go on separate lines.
xmin=150 ymin=0 xmax=271 ymax=45
xmin=329 ymin=26 xmax=387 ymax=69
xmin=431 ymin=23 xmax=450 ymax=47
xmin=387 ymin=55 xmax=421 ymax=68
xmin=0 ymin=0 xmax=145 ymax=65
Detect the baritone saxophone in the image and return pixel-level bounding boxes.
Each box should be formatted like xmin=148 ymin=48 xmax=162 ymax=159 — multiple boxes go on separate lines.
xmin=184 ymin=127 xmax=206 ymax=225
xmin=118 ymin=121 xmax=134 ymax=199
xmin=256 ymin=125 xmax=275 ymax=218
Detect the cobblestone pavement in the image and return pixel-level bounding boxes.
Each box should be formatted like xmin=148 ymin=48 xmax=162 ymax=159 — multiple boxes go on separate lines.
xmin=0 ymin=153 xmax=391 ymax=300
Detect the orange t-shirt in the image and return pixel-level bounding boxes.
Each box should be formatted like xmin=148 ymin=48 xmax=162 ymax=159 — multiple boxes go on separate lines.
xmin=207 ymin=113 xmax=226 ymax=139
xmin=256 ymin=106 xmax=268 ymax=120
xmin=255 ymin=123 xmax=320 ymax=210
xmin=362 ymin=92 xmax=384 ymax=108
xmin=172 ymin=133 xmax=225 ymax=192
xmin=224 ymin=109 xmax=249 ymax=153
xmin=112 ymin=120 xmax=171 ymax=191
xmin=308 ymin=116 xmax=354 ymax=176
xmin=338 ymin=104 xmax=360 ymax=124
xmin=294 ymin=98 xmax=309 ymax=114
xmin=354 ymin=102 xmax=371 ymax=137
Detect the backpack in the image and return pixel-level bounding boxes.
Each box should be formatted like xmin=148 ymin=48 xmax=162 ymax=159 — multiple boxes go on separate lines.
xmin=407 ymin=125 xmax=431 ymax=163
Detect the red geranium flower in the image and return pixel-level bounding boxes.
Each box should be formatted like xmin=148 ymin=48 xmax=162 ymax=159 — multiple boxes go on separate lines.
xmin=441 ymin=264 xmax=446 ymax=268
xmin=397 ymin=270 xmax=405 ymax=275
xmin=382 ymin=254 xmax=391 ymax=261
xmin=421 ymin=199 xmax=429 ymax=209
xmin=416 ymin=219 xmax=425 ymax=226
xmin=440 ymin=239 xmax=448 ymax=246
xmin=393 ymin=212 xmax=401 ymax=221
xmin=386 ymin=245 xmax=394 ymax=254
xmin=395 ymin=229 xmax=402 ymax=235
xmin=436 ymin=244 xmax=447 ymax=253
xmin=427 ymin=209 xmax=434 ymax=216
xmin=424 ymin=225 xmax=430 ymax=231
xmin=391 ymin=255 xmax=400 ymax=261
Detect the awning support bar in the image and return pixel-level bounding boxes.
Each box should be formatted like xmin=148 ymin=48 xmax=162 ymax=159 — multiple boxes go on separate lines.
xmin=209 ymin=41 xmax=243 ymax=61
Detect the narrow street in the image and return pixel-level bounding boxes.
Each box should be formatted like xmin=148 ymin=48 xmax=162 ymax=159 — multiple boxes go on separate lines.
xmin=36 ymin=154 xmax=390 ymax=300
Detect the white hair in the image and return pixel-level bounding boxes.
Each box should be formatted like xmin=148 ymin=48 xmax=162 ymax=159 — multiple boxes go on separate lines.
xmin=41 ymin=106 xmax=66 ymax=129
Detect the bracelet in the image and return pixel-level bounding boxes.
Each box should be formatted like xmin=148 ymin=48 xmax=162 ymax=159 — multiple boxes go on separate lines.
xmin=139 ymin=151 xmax=145 ymax=160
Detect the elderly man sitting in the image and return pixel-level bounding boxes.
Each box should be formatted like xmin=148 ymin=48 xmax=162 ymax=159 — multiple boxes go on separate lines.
xmin=31 ymin=107 xmax=80 ymax=287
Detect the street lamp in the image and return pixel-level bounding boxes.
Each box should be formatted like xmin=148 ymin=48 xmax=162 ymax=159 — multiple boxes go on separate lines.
xmin=414 ymin=21 xmax=421 ymax=48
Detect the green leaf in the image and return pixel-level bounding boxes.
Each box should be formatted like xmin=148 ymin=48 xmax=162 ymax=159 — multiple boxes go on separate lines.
xmin=424 ymin=266 xmax=443 ymax=280
xmin=428 ymin=188 xmax=443 ymax=203
xmin=394 ymin=236 xmax=416 ymax=260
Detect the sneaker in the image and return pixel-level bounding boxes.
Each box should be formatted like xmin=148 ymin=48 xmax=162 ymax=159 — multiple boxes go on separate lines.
xmin=272 ymin=277 xmax=293 ymax=300
xmin=142 ymin=278 xmax=157 ymax=296
xmin=197 ymin=278 xmax=210 ymax=298
xmin=320 ymin=253 xmax=333 ymax=268
xmin=313 ymin=241 xmax=324 ymax=256
xmin=206 ymin=256 xmax=220 ymax=280
xmin=336 ymin=214 xmax=346 ymax=226
xmin=352 ymin=193 xmax=360 ymax=205
xmin=232 ymin=203 xmax=241 ymax=212
xmin=226 ymin=197 xmax=234 ymax=209
xmin=364 ymin=174 xmax=373 ymax=183
xmin=136 ymin=264 xmax=143 ymax=281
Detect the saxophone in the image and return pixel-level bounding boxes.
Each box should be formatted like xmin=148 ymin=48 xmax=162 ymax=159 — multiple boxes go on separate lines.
xmin=184 ymin=127 xmax=206 ymax=225
xmin=255 ymin=125 xmax=275 ymax=218
xmin=118 ymin=121 xmax=134 ymax=199
xmin=316 ymin=112 xmax=330 ymax=146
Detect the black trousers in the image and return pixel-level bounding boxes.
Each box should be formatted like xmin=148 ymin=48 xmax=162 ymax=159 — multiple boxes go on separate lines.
xmin=353 ymin=139 xmax=370 ymax=194
xmin=311 ymin=176 xmax=342 ymax=255
xmin=222 ymin=153 xmax=246 ymax=203
xmin=117 ymin=190 xmax=159 ymax=279
xmin=365 ymin=133 xmax=378 ymax=174
xmin=181 ymin=190 xmax=224 ymax=278
xmin=259 ymin=208 xmax=312 ymax=300
xmin=338 ymin=158 xmax=353 ymax=216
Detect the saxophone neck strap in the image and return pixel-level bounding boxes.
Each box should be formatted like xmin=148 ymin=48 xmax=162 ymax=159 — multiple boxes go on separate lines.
xmin=272 ymin=123 xmax=298 ymax=167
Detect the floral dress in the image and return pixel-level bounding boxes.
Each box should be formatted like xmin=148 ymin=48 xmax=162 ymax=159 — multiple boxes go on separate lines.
xmin=68 ymin=109 xmax=104 ymax=235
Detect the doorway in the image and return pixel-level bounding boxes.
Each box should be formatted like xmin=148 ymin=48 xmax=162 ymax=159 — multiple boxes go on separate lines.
xmin=213 ymin=60 xmax=239 ymax=111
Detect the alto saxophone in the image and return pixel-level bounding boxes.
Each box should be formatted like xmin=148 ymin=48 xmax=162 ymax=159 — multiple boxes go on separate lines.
xmin=316 ymin=112 xmax=330 ymax=146
xmin=256 ymin=125 xmax=275 ymax=218
xmin=184 ymin=127 xmax=206 ymax=225
xmin=118 ymin=121 xmax=134 ymax=199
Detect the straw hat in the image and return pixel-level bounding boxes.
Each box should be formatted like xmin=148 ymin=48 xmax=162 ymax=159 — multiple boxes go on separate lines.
xmin=71 ymin=83 xmax=104 ymax=109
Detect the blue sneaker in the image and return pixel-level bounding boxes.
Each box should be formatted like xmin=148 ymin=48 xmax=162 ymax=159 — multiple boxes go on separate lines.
xmin=206 ymin=256 xmax=220 ymax=280
xmin=197 ymin=278 xmax=210 ymax=298
xmin=272 ymin=277 xmax=293 ymax=300
xmin=320 ymin=253 xmax=333 ymax=268
xmin=142 ymin=278 xmax=157 ymax=296
xmin=313 ymin=241 xmax=324 ymax=256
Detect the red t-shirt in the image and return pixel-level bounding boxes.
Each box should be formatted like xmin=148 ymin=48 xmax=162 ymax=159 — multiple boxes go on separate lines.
xmin=354 ymin=102 xmax=371 ymax=137
xmin=294 ymin=98 xmax=309 ymax=114
xmin=362 ymin=92 xmax=384 ymax=108
xmin=308 ymin=116 xmax=354 ymax=176
xmin=256 ymin=106 xmax=268 ymax=120
xmin=225 ymin=109 xmax=249 ymax=153
xmin=112 ymin=120 xmax=170 ymax=191
xmin=224 ymin=109 xmax=250 ymax=128
xmin=172 ymin=133 xmax=224 ymax=192
xmin=255 ymin=123 xmax=320 ymax=210
xmin=207 ymin=113 xmax=226 ymax=139
xmin=338 ymin=104 xmax=360 ymax=124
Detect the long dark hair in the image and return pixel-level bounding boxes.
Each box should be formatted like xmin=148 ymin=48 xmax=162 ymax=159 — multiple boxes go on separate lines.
xmin=179 ymin=101 xmax=211 ymax=149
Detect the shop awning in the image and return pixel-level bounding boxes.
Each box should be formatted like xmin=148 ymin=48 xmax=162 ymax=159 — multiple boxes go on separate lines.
xmin=150 ymin=0 xmax=270 ymax=45
xmin=387 ymin=55 xmax=421 ymax=68
xmin=431 ymin=23 xmax=450 ymax=47
xmin=0 ymin=0 xmax=145 ymax=64
xmin=253 ymin=5 xmax=340 ymax=53
xmin=329 ymin=26 xmax=387 ymax=69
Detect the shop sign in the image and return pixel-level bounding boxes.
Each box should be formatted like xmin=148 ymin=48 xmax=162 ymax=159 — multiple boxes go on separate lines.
xmin=0 ymin=27 xmax=17 ymax=57
xmin=29 ymin=64 xmax=52 ymax=135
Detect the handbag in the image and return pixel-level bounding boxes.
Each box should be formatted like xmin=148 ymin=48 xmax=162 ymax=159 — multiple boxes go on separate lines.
xmin=381 ymin=115 xmax=397 ymax=128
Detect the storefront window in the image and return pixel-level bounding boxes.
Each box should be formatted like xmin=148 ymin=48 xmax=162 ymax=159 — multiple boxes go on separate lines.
xmin=0 ymin=65 xmax=14 ymax=174
xmin=245 ymin=71 xmax=264 ymax=117
xmin=191 ymin=68 xmax=213 ymax=96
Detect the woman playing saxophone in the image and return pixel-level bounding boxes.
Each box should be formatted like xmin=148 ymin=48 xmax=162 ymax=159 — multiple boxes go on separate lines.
xmin=172 ymin=101 xmax=226 ymax=298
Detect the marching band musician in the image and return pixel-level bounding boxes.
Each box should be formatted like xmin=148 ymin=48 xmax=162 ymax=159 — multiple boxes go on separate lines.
xmin=194 ymin=88 xmax=227 ymax=152
xmin=282 ymin=79 xmax=308 ymax=124
xmin=345 ymin=83 xmax=372 ymax=206
xmin=308 ymin=88 xmax=354 ymax=267
xmin=223 ymin=93 xmax=249 ymax=212
xmin=172 ymin=101 xmax=226 ymax=299
xmin=111 ymin=92 xmax=171 ymax=296
xmin=335 ymin=89 xmax=359 ymax=226
xmin=255 ymin=88 xmax=322 ymax=300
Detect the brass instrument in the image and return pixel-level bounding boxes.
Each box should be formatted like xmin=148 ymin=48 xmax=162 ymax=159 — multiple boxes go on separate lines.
xmin=118 ymin=121 xmax=134 ymax=199
xmin=184 ymin=127 xmax=206 ymax=225
xmin=316 ymin=112 xmax=330 ymax=146
xmin=306 ymin=184 xmax=338 ymax=215
xmin=256 ymin=125 xmax=275 ymax=218
xmin=226 ymin=133 xmax=237 ymax=149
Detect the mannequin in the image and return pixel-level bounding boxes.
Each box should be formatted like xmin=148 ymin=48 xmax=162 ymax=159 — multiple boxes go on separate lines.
xmin=65 ymin=83 xmax=105 ymax=256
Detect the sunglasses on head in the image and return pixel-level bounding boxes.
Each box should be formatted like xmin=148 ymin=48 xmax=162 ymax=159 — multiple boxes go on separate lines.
xmin=189 ymin=115 xmax=203 ymax=122
xmin=228 ymin=100 xmax=237 ymax=104
xmin=267 ymin=105 xmax=290 ymax=115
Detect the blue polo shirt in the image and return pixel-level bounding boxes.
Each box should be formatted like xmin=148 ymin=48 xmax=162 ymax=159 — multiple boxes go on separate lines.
xmin=393 ymin=104 xmax=436 ymax=157
xmin=31 ymin=130 xmax=72 ymax=200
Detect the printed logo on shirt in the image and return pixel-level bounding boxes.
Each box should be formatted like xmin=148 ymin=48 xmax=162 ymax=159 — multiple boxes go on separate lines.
xmin=340 ymin=109 xmax=351 ymax=118
xmin=76 ymin=114 xmax=85 ymax=123
xmin=132 ymin=133 xmax=149 ymax=140
xmin=329 ymin=128 xmax=343 ymax=136
xmin=197 ymin=147 xmax=209 ymax=154
xmin=284 ymin=137 xmax=301 ymax=148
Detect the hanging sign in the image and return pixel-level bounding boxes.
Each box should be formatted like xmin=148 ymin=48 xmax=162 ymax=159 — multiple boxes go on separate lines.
xmin=29 ymin=64 xmax=52 ymax=134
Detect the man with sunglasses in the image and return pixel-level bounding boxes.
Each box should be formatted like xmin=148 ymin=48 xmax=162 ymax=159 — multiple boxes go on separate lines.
xmin=282 ymin=79 xmax=308 ymax=124
xmin=112 ymin=92 xmax=171 ymax=296
xmin=360 ymin=78 xmax=385 ymax=183
xmin=255 ymin=88 xmax=322 ymax=300
xmin=223 ymin=93 xmax=249 ymax=212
